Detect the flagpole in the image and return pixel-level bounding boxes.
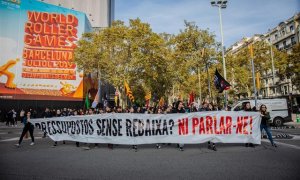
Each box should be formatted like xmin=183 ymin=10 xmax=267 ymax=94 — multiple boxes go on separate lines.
xmin=198 ymin=67 xmax=202 ymax=105
xmin=249 ymin=44 xmax=258 ymax=108
xmin=97 ymin=65 xmax=102 ymax=108
xmin=206 ymin=63 xmax=212 ymax=101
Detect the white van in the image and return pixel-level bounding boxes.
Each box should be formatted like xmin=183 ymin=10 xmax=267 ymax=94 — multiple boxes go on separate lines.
xmin=231 ymin=98 xmax=292 ymax=127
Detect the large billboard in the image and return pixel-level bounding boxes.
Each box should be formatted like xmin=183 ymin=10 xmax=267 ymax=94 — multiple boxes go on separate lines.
xmin=0 ymin=0 xmax=92 ymax=101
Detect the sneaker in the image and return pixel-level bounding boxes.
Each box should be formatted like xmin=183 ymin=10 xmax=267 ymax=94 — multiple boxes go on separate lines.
xmin=15 ymin=144 xmax=20 ymax=147
xmin=30 ymin=142 xmax=34 ymax=146
xmin=212 ymin=145 xmax=217 ymax=151
xmin=83 ymin=146 xmax=91 ymax=150
xmin=272 ymin=143 xmax=277 ymax=148
xmin=179 ymin=147 xmax=184 ymax=151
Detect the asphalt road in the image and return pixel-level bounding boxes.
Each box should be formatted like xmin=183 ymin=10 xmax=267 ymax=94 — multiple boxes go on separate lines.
xmin=0 ymin=123 xmax=300 ymax=180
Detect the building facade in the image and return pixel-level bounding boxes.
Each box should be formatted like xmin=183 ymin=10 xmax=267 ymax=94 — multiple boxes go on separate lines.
xmin=265 ymin=13 xmax=300 ymax=54
xmin=227 ymin=13 xmax=300 ymax=101
xmin=261 ymin=13 xmax=300 ymax=98
xmin=39 ymin=0 xmax=114 ymax=29
xmin=227 ymin=34 xmax=263 ymax=55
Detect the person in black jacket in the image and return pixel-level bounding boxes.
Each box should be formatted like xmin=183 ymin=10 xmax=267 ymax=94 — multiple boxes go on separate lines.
xmin=206 ymin=103 xmax=217 ymax=151
xmin=52 ymin=109 xmax=65 ymax=147
xmin=176 ymin=101 xmax=185 ymax=151
xmin=15 ymin=111 xmax=35 ymax=147
xmin=260 ymin=104 xmax=277 ymax=147
xmin=42 ymin=108 xmax=52 ymax=138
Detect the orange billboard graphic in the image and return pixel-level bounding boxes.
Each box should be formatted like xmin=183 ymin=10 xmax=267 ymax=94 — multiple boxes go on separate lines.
xmin=0 ymin=0 xmax=92 ymax=101
xmin=23 ymin=11 xmax=78 ymax=80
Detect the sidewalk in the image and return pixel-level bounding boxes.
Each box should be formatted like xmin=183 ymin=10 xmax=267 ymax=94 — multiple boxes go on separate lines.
xmin=285 ymin=122 xmax=300 ymax=128
xmin=284 ymin=113 xmax=300 ymax=128
xmin=0 ymin=122 xmax=23 ymax=129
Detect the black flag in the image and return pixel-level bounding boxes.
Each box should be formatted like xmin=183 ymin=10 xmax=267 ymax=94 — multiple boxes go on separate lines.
xmin=214 ymin=69 xmax=231 ymax=93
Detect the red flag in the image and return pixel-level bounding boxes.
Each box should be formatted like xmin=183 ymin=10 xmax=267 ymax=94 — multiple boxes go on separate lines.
xmin=189 ymin=91 xmax=195 ymax=105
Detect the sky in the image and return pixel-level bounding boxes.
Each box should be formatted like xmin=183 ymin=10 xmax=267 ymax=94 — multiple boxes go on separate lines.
xmin=115 ymin=0 xmax=300 ymax=47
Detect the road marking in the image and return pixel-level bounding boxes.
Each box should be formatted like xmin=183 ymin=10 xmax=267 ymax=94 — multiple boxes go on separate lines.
xmin=275 ymin=135 xmax=300 ymax=140
xmin=0 ymin=137 xmax=42 ymax=142
xmin=262 ymin=139 xmax=300 ymax=150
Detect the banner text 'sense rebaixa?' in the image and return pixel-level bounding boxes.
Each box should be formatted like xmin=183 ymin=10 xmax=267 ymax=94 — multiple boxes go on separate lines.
xmin=35 ymin=118 xmax=175 ymax=137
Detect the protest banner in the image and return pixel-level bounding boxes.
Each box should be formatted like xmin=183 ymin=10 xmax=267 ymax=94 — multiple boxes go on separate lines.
xmin=32 ymin=111 xmax=261 ymax=144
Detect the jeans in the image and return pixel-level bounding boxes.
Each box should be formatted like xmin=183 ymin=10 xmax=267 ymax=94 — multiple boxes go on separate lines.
xmin=260 ymin=124 xmax=274 ymax=145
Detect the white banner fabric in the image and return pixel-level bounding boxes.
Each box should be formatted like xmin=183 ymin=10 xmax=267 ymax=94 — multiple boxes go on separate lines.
xmin=32 ymin=111 xmax=261 ymax=144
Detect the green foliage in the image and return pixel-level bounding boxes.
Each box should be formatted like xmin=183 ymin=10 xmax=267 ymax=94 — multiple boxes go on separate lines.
xmin=74 ymin=19 xmax=175 ymax=104
xmin=171 ymin=21 xmax=218 ymax=99
xmin=286 ymin=44 xmax=300 ymax=90
xmin=225 ymin=40 xmax=288 ymax=97
xmin=74 ymin=18 xmax=292 ymax=104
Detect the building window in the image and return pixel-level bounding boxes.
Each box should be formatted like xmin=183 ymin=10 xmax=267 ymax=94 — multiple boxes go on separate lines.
xmin=291 ymin=36 xmax=296 ymax=45
xmin=276 ymin=44 xmax=279 ymax=49
xmin=275 ymin=34 xmax=278 ymax=40
xmin=284 ymin=86 xmax=288 ymax=95
xmin=281 ymin=30 xmax=285 ymax=36
xmin=290 ymin=25 xmax=294 ymax=32
xmin=265 ymin=79 xmax=268 ymax=85
xmin=283 ymin=41 xmax=286 ymax=47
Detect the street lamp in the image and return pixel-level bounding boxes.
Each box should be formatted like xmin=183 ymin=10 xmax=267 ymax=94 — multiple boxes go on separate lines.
xmin=267 ymin=32 xmax=276 ymax=89
xmin=211 ymin=0 xmax=228 ymax=108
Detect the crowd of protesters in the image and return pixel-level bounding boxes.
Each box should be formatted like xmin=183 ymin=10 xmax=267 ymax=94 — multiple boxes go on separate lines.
xmin=0 ymin=100 xmax=277 ymax=150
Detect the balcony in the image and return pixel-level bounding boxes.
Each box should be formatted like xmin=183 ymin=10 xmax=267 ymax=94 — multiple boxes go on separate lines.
xmin=271 ymin=30 xmax=295 ymax=44
xmin=284 ymin=44 xmax=292 ymax=50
